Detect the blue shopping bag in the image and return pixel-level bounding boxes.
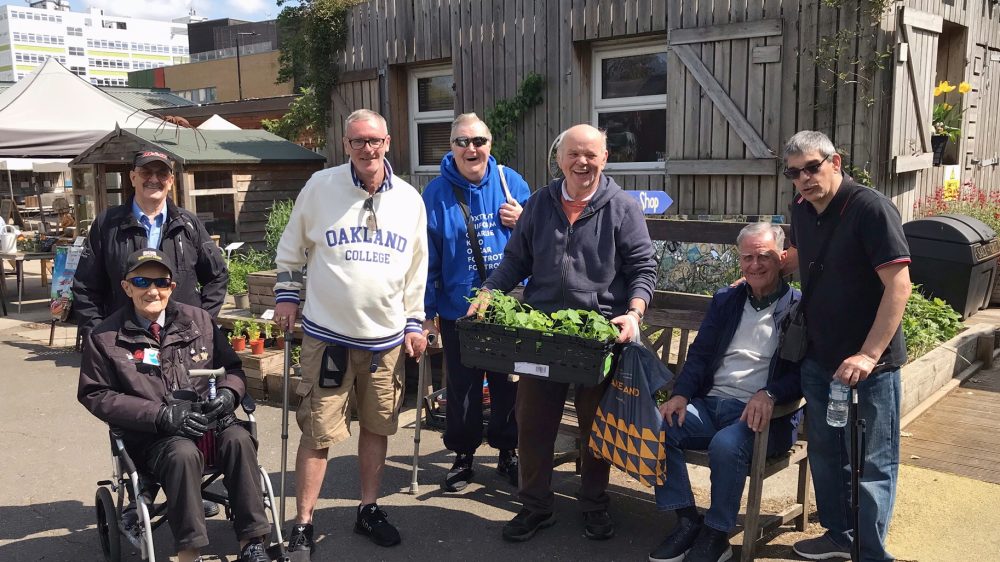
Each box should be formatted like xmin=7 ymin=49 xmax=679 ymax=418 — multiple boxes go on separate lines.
xmin=589 ymin=342 xmax=673 ymax=487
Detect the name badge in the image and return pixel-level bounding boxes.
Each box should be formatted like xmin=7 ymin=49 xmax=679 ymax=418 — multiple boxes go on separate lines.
xmin=142 ymin=348 xmax=161 ymax=366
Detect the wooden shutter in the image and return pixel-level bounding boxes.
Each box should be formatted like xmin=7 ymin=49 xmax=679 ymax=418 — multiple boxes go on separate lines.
xmin=890 ymin=7 xmax=943 ymax=174
xmin=666 ymin=18 xmax=783 ymax=175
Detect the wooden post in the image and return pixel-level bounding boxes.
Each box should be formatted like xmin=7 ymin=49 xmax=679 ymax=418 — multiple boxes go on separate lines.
xmin=976 ymin=333 xmax=994 ymax=369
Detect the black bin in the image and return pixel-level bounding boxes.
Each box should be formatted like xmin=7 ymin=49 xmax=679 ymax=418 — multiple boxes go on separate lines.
xmin=903 ymin=214 xmax=1000 ymax=319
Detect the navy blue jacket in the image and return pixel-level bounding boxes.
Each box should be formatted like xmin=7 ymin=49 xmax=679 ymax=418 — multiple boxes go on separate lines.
xmin=672 ymin=282 xmax=802 ymax=405
xmin=483 ymin=174 xmax=656 ymax=316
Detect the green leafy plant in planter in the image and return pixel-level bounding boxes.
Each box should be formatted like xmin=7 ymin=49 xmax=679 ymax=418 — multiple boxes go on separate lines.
xmin=229 ymin=320 xmax=248 ymax=351
xmin=903 ymin=286 xmax=964 ymax=360
xmin=264 ymin=199 xmax=295 ymax=266
xmin=471 ymin=290 xmax=619 ymax=341
xmin=246 ymin=320 xmax=262 ymax=342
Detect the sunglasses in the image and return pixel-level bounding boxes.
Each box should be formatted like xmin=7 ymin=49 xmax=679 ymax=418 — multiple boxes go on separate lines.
xmin=347 ymin=137 xmax=386 ymax=150
xmin=127 ymin=276 xmax=173 ymax=289
xmin=135 ymin=168 xmax=172 ymax=180
xmin=783 ymin=154 xmax=832 ymax=180
xmin=363 ymin=196 xmax=379 ymax=231
xmin=452 ymin=136 xmax=490 ymax=148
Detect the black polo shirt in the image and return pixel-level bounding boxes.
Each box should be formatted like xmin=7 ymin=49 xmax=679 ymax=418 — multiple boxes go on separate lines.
xmin=789 ymin=179 xmax=911 ymax=370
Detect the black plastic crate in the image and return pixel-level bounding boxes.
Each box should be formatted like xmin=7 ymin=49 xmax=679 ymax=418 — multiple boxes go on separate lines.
xmin=456 ymin=317 xmax=618 ymax=386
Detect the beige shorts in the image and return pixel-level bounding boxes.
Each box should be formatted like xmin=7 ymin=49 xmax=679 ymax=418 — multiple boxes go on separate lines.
xmin=295 ymin=334 xmax=405 ymax=450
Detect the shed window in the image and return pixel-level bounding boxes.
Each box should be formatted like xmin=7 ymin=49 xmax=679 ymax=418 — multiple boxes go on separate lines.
xmin=592 ymin=42 xmax=667 ymax=169
xmin=409 ymin=66 xmax=454 ymax=172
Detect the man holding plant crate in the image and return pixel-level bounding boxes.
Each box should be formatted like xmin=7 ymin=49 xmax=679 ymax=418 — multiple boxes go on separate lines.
xmin=272 ymin=109 xmax=428 ymax=552
xmin=469 ymin=124 xmax=656 ymax=543
xmin=422 ymin=113 xmax=532 ymax=493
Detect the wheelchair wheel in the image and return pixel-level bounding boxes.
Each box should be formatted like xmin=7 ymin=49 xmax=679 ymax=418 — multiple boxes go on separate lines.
xmin=95 ymin=487 xmax=122 ymax=562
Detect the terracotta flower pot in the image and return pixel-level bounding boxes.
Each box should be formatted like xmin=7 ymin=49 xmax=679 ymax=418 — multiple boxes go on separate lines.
xmin=231 ymin=336 xmax=246 ymax=352
xmin=250 ymin=338 xmax=265 ymax=355
xmin=275 ymin=335 xmax=285 ymax=349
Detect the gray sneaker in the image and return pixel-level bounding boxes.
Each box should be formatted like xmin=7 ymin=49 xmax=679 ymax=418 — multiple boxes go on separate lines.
xmin=792 ymin=533 xmax=851 ymax=560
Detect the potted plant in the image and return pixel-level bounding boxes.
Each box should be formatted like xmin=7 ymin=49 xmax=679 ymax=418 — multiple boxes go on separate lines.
xmin=246 ymin=320 xmax=264 ymax=355
xmin=931 ymin=79 xmax=971 ymax=165
xmin=229 ymin=319 xmax=247 ymax=352
xmin=274 ymin=324 xmax=286 ymax=349
xmin=263 ymin=320 xmax=275 ymax=347
xmin=228 ymin=261 xmax=250 ymax=309
xmin=290 ymin=344 xmax=302 ymax=377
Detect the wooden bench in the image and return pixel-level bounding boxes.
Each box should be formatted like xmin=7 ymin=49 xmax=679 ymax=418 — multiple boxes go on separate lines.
xmin=558 ymin=288 xmax=809 ymax=562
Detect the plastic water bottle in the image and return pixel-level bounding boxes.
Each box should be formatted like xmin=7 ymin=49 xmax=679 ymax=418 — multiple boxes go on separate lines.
xmin=208 ymin=376 xmax=217 ymax=400
xmin=826 ymin=380 xmax=850 ymax=427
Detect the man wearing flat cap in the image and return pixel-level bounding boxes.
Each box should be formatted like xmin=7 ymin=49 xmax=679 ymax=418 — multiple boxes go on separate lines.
xmin=74 ymin=150 xmax=228 ymax=337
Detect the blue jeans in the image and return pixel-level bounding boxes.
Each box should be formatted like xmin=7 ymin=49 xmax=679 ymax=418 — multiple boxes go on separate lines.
xmin=800 ymin=358 xmax=900 ymax=562
xmin=654 ymin=396 xmax=797 ymax=532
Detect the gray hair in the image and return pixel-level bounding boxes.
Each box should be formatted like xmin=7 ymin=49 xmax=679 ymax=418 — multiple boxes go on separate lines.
xmin=345 ymin=109 xmax=388 ymax=132
xmin=737 ymin=222 xmax=785 ymax=251
xmin=783 ymin=130 xmax=836 ymax=161
xmin=451 ymin=112 xmax=491 ymax=139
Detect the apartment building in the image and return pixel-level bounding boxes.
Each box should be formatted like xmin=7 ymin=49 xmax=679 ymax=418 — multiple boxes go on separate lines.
xmin=0 ymin=0 xmax=196 ymax=87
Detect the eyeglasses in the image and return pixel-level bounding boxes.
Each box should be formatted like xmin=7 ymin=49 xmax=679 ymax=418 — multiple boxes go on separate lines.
xmin=347 ymin=137 xmax=387 ymax=150
xmin=363 ymin=196 xmax=378 ymax=231
xmin=134 ymin=168 xmax=172 ymax=180
xmin=452 ymin=136 xmax=490 ymax=148
xmin=127 ymin=276 xmax=172 ymax=289
xmin=782 ymin=154 xmax=832 ymax=180
xmin=740 ymin=252 xmax=778 ymax=266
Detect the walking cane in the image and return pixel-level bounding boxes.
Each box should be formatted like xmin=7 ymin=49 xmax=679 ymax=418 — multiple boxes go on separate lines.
xmin=280 ymin=330 xmax=293 ymax=528
xmin=849 ymin=385 xmax=866 ymax=562
xmin=410 ymin=333 xmax=436 ymax=494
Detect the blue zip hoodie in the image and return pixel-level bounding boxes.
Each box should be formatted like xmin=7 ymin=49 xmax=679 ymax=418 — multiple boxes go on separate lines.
xmin=423 ymin=154 xmax=531 ymax=321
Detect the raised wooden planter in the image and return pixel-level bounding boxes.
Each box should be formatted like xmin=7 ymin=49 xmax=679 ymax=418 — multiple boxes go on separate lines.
xmin=900 ymin=324 xmax=994 ymax=418
xmin=247 ymin=269 xmax=306 ymax=315
xmin=238 ymin=347 xmax=286 ymax=401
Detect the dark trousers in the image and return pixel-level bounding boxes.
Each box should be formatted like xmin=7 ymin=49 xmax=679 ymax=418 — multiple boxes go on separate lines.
xmin=516 ymin=376 xmax=611 ymax=514
xmin=138 ymin=424 xmax=271 ymax=551
xmin=440 ymin=319 xmax=518 ymax=454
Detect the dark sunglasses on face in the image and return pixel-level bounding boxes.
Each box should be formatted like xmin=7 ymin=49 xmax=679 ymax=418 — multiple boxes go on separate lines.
xmin=127 ymin=276 xmax=172 ymax=289
xmin=452 ymin=136 xmax=490 ymax=148
xmin=783 ymin=153 xmax=832 ymax=180
xmin=135 ymin=168 xmax=172 ymax=180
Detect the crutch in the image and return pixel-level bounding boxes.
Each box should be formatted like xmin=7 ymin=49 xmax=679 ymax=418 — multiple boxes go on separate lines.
xmin=849 ymin=385 xmax=866 ymax=562
xmin=410 ymin=333 xmax=437 ymax=494
xmin=280 ymin=330 xmax=293 ymax=527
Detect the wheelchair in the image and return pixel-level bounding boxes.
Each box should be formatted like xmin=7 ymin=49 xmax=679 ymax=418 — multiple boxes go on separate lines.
xmin=93 ymin=375 xmax=287 ymax=562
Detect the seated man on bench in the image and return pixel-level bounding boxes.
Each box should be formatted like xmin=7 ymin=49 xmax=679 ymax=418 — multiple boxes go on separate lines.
xmin=78 ymin=249 xmax=271 ymax=562
xmin=649 ymin=223 xmax=802 ymax=562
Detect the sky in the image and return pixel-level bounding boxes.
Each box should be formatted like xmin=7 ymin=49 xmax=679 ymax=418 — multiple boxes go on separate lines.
xmin=2 ymin=0 xmax=279 ymax=23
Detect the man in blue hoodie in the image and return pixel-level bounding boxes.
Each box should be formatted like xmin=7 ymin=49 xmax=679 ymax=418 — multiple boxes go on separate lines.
xmin=472 ymin=124 xmax=657 ymax=543
xmin=422 ymin=113 xmax=532 ymax=493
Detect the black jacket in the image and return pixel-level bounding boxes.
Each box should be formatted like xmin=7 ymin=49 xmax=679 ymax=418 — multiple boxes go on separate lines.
xmin=78 ymin=300 xmax=245 ymax=449
xmin=73 ymin=198 xmax=228 ymax=332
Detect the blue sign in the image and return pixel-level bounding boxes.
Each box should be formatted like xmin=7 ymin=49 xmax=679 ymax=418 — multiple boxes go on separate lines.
xmin=625 ymin=190 xmax=673 ymax=214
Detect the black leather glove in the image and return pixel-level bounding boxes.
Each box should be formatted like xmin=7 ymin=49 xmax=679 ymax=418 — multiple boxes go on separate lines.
xmin=156 ymin=403 xmax=209 ymax=439
xmin=203 ymin=388 xmax=237 ymax=422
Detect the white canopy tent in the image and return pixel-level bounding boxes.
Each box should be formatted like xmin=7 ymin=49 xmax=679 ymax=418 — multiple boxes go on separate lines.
xmin=197 ymin=114 xmax=242 ymax=130
xmin=0 ymin=58 xmax=169 ymax=157
xmin=0 ymin=157 xmax=71 ymax=201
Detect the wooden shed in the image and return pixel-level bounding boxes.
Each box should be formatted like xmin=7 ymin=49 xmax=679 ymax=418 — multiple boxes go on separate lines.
xmin=69 ymin=126 xmax=326 ymax=246
xmin=323 ymin=0 xmax=1000 ymax=220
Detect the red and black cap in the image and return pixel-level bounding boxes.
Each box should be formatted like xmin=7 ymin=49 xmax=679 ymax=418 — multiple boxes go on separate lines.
xmin=133 ymin=150 xmax=173 ymax=170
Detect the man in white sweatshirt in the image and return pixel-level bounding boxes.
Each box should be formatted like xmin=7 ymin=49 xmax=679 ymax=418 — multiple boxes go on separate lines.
xmin=272 ymin=109 xmax=429 ymax=553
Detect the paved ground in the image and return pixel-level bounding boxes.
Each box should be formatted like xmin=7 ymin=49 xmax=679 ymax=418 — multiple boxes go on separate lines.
xmin=1 ymin=262 xmax=998 ymax=561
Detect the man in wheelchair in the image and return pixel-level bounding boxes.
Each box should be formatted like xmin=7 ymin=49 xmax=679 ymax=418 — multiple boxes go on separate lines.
xmin=78 ymin=249 xmax=271 ymax=562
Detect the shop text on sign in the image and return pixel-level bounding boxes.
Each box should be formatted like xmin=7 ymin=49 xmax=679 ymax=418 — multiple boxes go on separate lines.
xmin=624 ymin=190 xmax=673 ymax=214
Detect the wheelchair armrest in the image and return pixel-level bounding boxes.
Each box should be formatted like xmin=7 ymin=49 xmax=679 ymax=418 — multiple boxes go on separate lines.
xmin=241 ymin=393 xmax=257 ymax=414
xmin=771 ymin=397 xmax=806 ymax=419
xmin=108 ymin=427 xmax=138 ymax=476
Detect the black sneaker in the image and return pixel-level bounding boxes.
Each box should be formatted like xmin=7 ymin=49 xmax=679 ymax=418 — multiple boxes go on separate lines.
xmin=354 ymin=503 xmax=401 ymax=547
xmin=649 ymin=515 xmax=703 ymax=562
xmin=286 ymin=523 xmax=315 ymax=553
xmin=238 ymin=539 xmax=270 ymax=562
xmin=792 ymin=533 xmax=851 ymax=560
xmin=444 ymin=453 xmax=475 ymax=492
xmin=203 ymin=500 xmax=220 ymax=518
xmin=682 ymin=526 xmax=732 ymax=562
xmin=497 ymin=450 xmax=519 ymax=486
xmin=583 ymin=509 xmax=615 ymax=540
xmin=502 ymin=508 xmax=556 ymax=542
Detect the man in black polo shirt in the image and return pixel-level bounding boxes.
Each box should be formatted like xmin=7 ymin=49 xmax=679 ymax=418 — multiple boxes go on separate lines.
xmin=782 ymin=130 xmax=911 ymax=562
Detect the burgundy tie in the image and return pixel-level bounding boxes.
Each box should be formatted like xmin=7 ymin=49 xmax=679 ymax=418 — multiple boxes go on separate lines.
xmin=149 ymin=322 xmax=161 ymax=342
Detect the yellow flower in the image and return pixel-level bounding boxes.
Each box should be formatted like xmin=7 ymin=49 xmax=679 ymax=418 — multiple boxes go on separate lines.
xmin=934 ymin=85 xmax=943 ymax=97
xmin=942 ymin=103 xmax=952 ymax=111
xmin=958 ymin=81 xmax=972 ymax=94
xmin=939 ymin=80 xmax=957 ymax=93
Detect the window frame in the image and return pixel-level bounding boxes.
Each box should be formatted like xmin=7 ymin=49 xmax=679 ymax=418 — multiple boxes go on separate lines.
xmin=591 ymin=40 xmax=668 ymax=173
xmin=407 ymin=65 xmax=455 ymax=174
